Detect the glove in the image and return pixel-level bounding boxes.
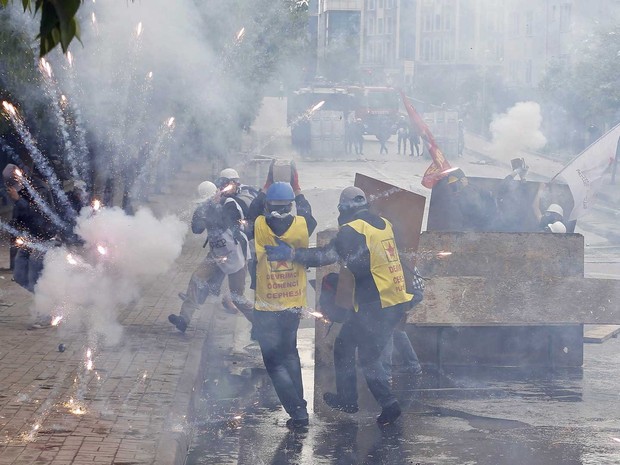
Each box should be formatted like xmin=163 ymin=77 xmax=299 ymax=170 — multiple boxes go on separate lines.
xmin=265 ymin=237 xmax=294 ymax=261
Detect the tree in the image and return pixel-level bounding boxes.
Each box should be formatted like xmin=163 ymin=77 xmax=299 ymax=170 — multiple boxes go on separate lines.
xmin=0 ymin=1 xmax=83 ymax=57
xmin=540 ymin=25 xmax=620 ymax=129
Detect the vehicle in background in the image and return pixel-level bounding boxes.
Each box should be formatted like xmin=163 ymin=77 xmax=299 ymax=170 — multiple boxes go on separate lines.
xmin=347 ymin=86 xmax=400 ymax=136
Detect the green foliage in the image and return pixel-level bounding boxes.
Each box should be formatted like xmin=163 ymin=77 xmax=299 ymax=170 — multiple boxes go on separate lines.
xmin=540 ymin=25 xmax=620 ymax=126
xmin=1 ymin=0 xmax=83 ymax=57
xmin=198 ymin=0 xmax=310 ymax=130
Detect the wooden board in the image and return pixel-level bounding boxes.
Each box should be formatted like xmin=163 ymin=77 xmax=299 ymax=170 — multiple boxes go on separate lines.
xmin=583 ymin=325 xmax=620 ymax=343
xmin=409 ymin=276 xmax=620 ymax=325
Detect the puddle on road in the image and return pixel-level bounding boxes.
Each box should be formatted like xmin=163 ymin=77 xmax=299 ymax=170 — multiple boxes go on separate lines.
xmin=186 ymin=329 xmax=620 ymax=465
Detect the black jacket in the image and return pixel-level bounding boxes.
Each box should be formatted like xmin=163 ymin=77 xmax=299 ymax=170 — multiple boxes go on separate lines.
xmin=12 ymin=178 xmax=59 ymax=242
xmin=294 ymin=208 xmax=389 ymax=307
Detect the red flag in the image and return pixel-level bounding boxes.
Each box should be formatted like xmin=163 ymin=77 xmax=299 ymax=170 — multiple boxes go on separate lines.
xmin=400 ymin=91 xmax=452 ymax=188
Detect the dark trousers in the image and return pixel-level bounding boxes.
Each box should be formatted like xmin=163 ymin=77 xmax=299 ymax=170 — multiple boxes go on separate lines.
xmin=14 ymin=249 xmax=45 ymax=293
xmin=253 ymin=309 xmax=307 ymax=419
xmin=180 ymin=257 xmax=254 ymax=325
xmin=334 ymin=302 xmax=407 ymax=407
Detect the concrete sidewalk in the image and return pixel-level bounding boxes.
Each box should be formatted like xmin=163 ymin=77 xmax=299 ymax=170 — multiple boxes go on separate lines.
xmin=0 ymin=158 xmax=241 ymax=465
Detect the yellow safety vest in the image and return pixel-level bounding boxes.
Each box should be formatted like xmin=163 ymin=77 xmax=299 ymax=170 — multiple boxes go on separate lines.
xmin=345 ymin=217 xmax=413 ymax=309
xmin=254 ymin=216 xmax=309 ymax=311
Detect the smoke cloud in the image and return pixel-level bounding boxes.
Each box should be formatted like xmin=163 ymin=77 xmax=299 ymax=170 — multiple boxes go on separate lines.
xmin=489 ymin=101 xmax=547 ymax=163
xmin=34 ymin=207 xmax=187 ymax=345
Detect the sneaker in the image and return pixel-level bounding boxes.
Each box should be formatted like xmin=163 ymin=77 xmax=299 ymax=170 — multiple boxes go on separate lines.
xmin=323 ymin=392 xmax=359 ymax=414
xmin=377 ymin=402 xmax=401 ymax=425
xmin=168 ymin=314 xmax=188 ymax=333
xmin=286 ymin=417 xmax=309 ymax=429
xmin=221 ymin=295 xmax=238 ymax=315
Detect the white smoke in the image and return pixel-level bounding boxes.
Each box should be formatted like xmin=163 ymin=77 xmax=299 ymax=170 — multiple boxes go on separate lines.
xmin=489 ymin=101 xmax=547 ymax=162
xmin=34 ymin=207 xmax=187 ymax=345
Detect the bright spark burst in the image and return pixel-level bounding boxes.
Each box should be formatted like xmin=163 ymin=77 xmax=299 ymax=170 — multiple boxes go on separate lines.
xmin=66 ymin=254 xmax=78 ymax=265
xmin=86 ymin=349 xmax=92 ymax=358
xmin=147 ymin=71 xmax=153 ymax=79
xmin=86 ymin=360 xmax=93 ymax=371
xmin=436 ymin=251 xmax=453 ymax=258
xmin=33 ymin=424 xmax=40 ymax=431
xmin=14 ymin=168 xmax=23 ymax=177
xmin=167 ymin=117 xmax=175 ymax=127
xmin=136 ymin=22 xmax=143 ymax=37
xmin=96 ymin=245 xmax=107 ymax=255
xmin=39 ymin=58 xmax=53 ymax=78
xmin=310 ymin=101 xmax=325 ymax=113
xmin=67 ymin=51 xmax=74 ymax=67
xmin=308 ymin=311 xmax=324 ymax=319
xmin=65 ymin=399 xmax=87 ymax=415
xmin=15 ymin=237 xmax=25 ymax=246
xmin=51 ymin=316 xmax=63 ymax=326
xmin=236 ymin=27 xmax=245 ymax=41
xmin=92 ymin=199 xmax=102 ymax=211
xmin=91 ymin=12 xmax=96 ymax=24
xmin=2 ymin=100 xmax=17 ymax=116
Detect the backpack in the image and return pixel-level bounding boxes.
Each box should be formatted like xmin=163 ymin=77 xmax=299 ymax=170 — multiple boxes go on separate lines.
xmin=233 ymin=185 xmax=259 ymax=217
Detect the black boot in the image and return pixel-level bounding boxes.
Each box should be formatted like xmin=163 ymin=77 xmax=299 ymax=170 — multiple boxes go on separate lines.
xmin=377 ymin=402 xmax=401 ymax=425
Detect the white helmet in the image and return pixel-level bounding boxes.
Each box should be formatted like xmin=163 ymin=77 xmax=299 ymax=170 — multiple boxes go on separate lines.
xmin=545 ymin=203 xmax=564 ymax=217
xmin=196 ymin=181 xmax=217 ymax=203
xmin=219 ymin=168 xmax=240 ymax=180
xmin=547 ymin=221 xmax=567 ymax=233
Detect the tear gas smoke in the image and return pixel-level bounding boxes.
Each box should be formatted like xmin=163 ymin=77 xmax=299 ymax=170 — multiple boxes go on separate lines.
xmin=489 ymin=102 xmax=547 ymax=163
xmin=34 ymin=207 xmax=187 ymax=345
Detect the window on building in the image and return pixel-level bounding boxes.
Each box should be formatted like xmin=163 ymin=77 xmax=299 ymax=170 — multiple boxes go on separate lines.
xmin=560 ymin=4 xmax=571 ymax=32
xmin=424 ymin=14 xmax=432 ymax=32
xmin=378 ymin=0 xmax=384 ymax=9
xmin=378 ymin=18 xmax=384 ymax=34
xmin=435 ymin=14 xmax=441 ymax=30
xmin=497 ymin=41 xmax=504 ymax=61
xmin=525 ymin=59 xmax=532 ymax=84
xmin=423 ymin=38 xmax=431 ymax=61
xmin=386 ymin=41 xmax=392 ymax=64
xmin=368 ymin=17 xmax=375 ymax=35
xmin=386 ymin=0 xmax=393 ymax=9
xmin=510 ymin=12 xmax=520 ymax=36
xmin=366 ymin=42 xmax=373 ymax=63
xmin=444 ymin=39 xmax=452 ymax=60
xmin=444 ymin=11 xmax=451 ymax=31
xmin=368 ymin=0 xmax=376 ymax=11
xmin=433 ymin=39 xmax=441 ymax=60
xmin=386 ymin=16 xmax=393 ymax=34
xmin=525 ymin=11 xmax=533 ymax=36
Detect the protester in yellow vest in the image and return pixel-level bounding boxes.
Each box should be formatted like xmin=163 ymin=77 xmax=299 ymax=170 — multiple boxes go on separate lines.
xmin=265 ymin=186 xmax=413 ymax=425
xmin=253 ymin=182 xmax=317 ymax=429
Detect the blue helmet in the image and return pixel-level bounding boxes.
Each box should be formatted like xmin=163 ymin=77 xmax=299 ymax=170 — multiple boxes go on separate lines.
xmin=266 ymin=182 xmax=295 ymax=206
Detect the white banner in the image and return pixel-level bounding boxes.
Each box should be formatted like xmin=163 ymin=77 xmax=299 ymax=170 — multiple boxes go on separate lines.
xmin=554 ymin=122 xmax=620 ymax=220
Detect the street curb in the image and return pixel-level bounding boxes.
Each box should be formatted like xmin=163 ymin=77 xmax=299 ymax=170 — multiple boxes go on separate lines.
xmin=153 ymin=307 xmax=215 ymax=465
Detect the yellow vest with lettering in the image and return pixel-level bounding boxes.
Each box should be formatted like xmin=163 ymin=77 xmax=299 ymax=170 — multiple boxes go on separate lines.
xmin=346 ymin=217 xmax=413 ymax=309
xmin=255 ymin=216 xmax=309 ymax=311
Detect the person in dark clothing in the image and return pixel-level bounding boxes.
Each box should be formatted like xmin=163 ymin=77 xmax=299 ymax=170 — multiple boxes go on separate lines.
xmin=252 ymin=182 xmax=317 ymax=429
xmin=377 ymin=119 xmax=390 ymax=155
xmin=265 ymin=186 xmax=414 ymax=425
xmin=446 ymin=168 xmax=496 ymax=231
xmin=2 ymin=164 xmax=60 ymax=328
xmin=409 ymin=125 xmax=421 ymax=157
xmin=396 ymin=116 xmax=408 ymax=155
xmin=168 ymin=179 xmax=254 ymax=333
